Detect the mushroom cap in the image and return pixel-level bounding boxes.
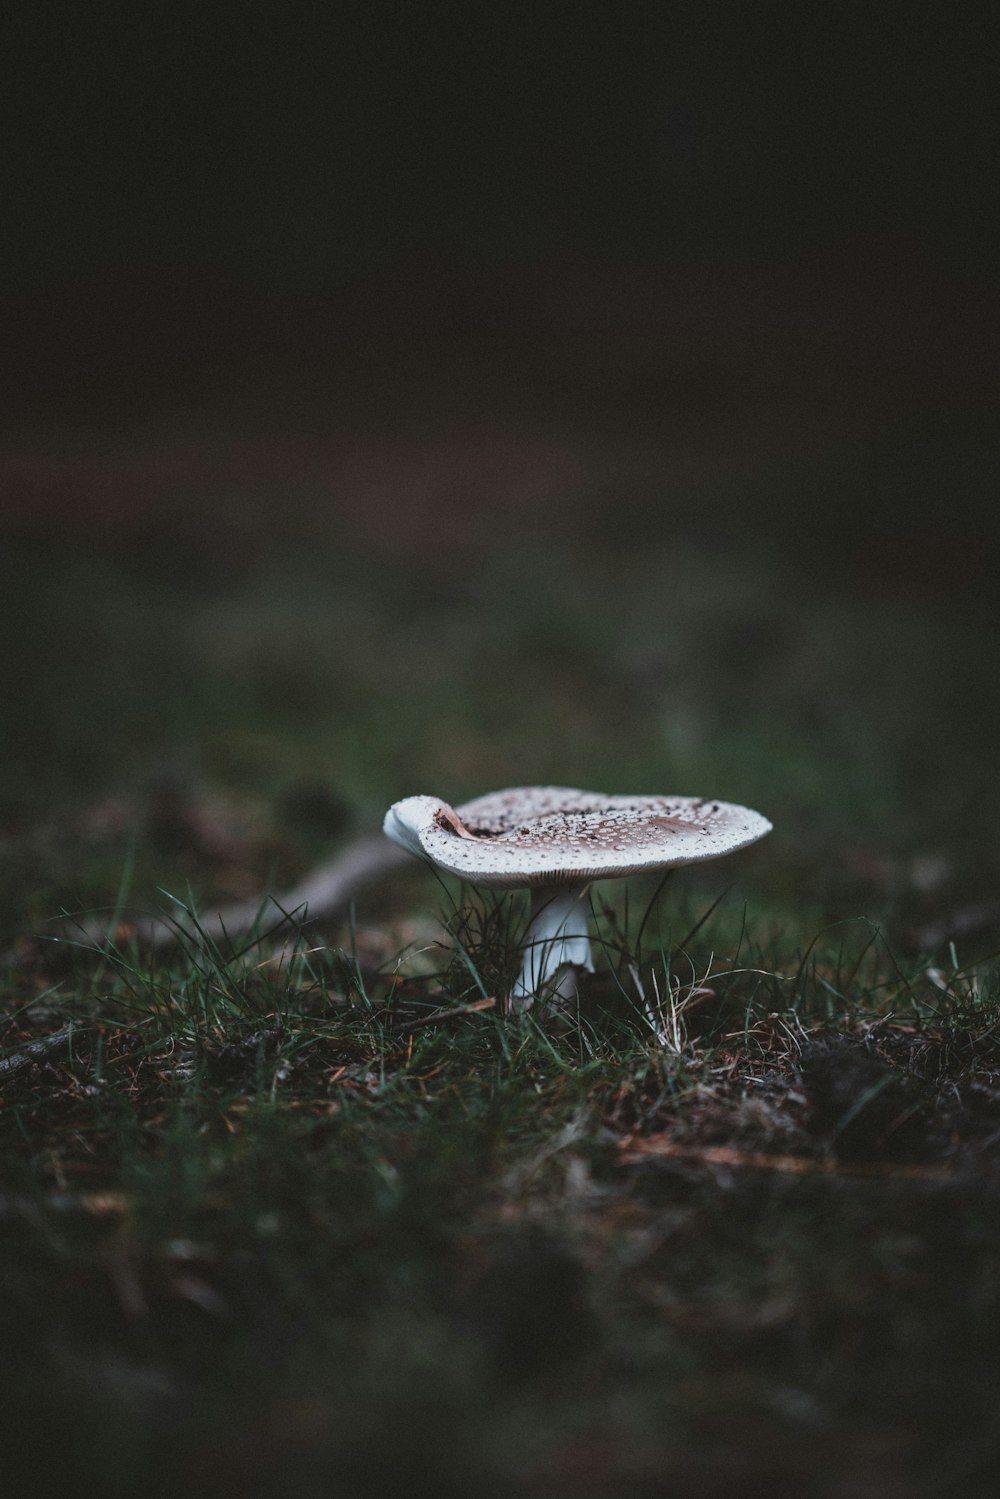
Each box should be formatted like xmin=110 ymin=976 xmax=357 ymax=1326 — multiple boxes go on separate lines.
xmin=383 ymin=786 xmax=771 ymax=889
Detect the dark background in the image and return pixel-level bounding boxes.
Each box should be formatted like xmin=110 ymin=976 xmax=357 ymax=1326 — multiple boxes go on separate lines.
xmin=3 ymin=4 xmax=997 ymax=572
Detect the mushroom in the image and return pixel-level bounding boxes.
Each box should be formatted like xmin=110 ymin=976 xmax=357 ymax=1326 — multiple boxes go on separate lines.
xmin=383 ymin=786 xmax=771 ymax=1010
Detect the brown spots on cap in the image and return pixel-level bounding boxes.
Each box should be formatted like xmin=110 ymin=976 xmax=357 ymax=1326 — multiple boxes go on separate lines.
xmin=385 ymin=787 xmax=772 ymax=889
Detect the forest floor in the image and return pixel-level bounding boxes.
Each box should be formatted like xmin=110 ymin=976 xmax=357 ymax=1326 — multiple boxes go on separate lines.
xmin=2 ymin=420 xmax=1000 ymax=1497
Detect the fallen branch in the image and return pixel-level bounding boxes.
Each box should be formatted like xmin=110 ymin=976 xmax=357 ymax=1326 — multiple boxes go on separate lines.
xmin=55 ymin=835 xmax=408 ymax=952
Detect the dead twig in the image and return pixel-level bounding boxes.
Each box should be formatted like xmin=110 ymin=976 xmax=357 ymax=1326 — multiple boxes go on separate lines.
xmin=0 ymin=1027 xmax=85 ymax=1081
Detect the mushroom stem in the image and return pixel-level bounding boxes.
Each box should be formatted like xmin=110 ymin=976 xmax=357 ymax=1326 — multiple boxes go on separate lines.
xmin=510 ymin=883 xmax=594 ymax=1011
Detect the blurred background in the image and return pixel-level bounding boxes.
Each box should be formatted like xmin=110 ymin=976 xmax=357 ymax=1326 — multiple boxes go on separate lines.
xmin=2 ymin=3 xmax=998 ymax=946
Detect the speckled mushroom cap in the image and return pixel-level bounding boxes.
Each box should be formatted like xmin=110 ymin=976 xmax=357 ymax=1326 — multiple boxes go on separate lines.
xmin=383 ymin=786 xmax=772 ymax=889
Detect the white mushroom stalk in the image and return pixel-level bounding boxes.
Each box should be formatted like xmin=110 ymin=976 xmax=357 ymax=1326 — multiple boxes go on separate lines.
xmin=383 ymin=786 xmax=772 ymax=1012
xmin=514 ymin=884 xmax=594 ymax=1006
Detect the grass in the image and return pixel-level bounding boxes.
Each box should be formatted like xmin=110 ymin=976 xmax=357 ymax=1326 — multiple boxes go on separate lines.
xmin=4 ymin=885 xmax=1000 ymax=1497
xmin=3 ymin=441 xmax=1000 ymax=1496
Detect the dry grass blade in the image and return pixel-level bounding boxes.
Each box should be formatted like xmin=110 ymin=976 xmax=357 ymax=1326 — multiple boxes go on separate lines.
xmin=618 ymin=1133 xmax=957 ymax=1181
xmin=0 ymin=1191 xmax=128 ymax=1219
xmin=395 ymin=996 xmax=496 ymax=1031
